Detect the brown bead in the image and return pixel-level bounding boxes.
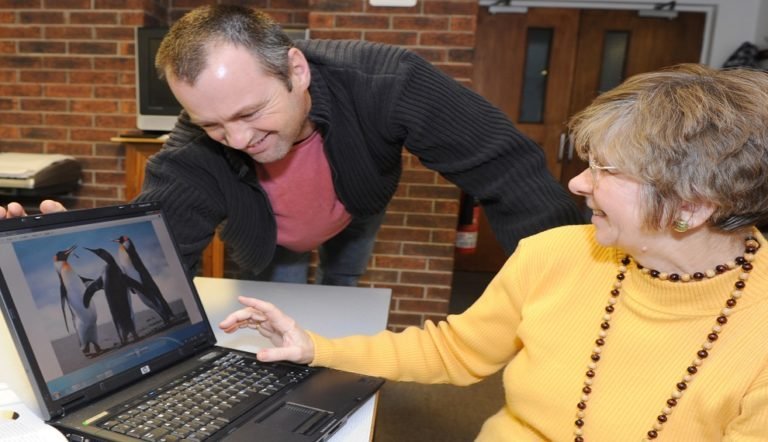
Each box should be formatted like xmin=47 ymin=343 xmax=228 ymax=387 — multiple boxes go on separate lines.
xmin=726 ymin=299 xmax=737 ymax=308
xmin=669 ymin=273 xmax=680 ymax=282
xmin=575 ymin=437 xmax=584 ymax=442
xmin=586 ymin=370 xmax=595 ymax=378
xmin=735 ymin=281 xmax=746 ymax=289
xmin=715 ymin=264 xmax=727 ymax=274
xmin=595 ymin=338 xmax=605 ymax=346
xmin=687 ymin=366 xmax=698 ymax=374
xmin=622 ymin=256 xmax=631 ymax=265
xmin=742 ymin=262 xmax=753 ymax=271
xmin=667 ymin=398 xmax=678 ymax=407
xmin=617 ymin=273 xmax=625 ymax=280
xmin=575 ymin=419 xmax=584 ymax=427
xmin=648 ymin=430 xmax=658 ymax=439
xmin=605 ymin=305 xmax=614 ymax=313
xmin=583 ymin=386 xmax=592 ymax=394
xmin=650 ymin=270 xmax=660 ymax=278
xmin=698 ymin=350 xmax=709 ymax=358
xmin=611 ymin=289 xmax=620 ymax=296
xmin=577 ymin=401 xmax=587 ymax=410
xmin=707 ymin=333 xmax=718 ymax=342
xmin=600 ymin=322 xmax=610 ymax=330
xmin=717 ymin=316 xmax=728 ymax=324
xmin=591 ymin=354 xmax=601 ymax=362
xmin=693 ymin=272 xmax=705 ymax=280
xmin=736 ymin=256 xmax=746 ymax=265
xmin=677 ymin=382 xmax=687 ymax=391
xmin=657 ymin=414 xmax=668 ymax=423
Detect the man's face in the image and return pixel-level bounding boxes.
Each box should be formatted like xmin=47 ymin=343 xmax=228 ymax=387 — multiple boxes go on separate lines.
xmin=167 ymin=43 xmax=313 ymax=163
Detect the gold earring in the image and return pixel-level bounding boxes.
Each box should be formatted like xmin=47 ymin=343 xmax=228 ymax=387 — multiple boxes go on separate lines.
xmin=673 ymin=218 xmax=689 ymax=233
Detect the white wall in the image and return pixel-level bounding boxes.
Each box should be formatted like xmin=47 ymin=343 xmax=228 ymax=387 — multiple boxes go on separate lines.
xmin=499 ymin=0 xmax=766 ymax=67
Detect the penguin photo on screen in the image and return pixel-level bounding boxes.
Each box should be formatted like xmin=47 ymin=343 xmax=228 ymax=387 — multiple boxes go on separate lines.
xmin=114 ymin=235 xmax=174 ymax=324
xmin=54 ymin=245 xmax=101 ymax=356
xmin=83 ymin=247 xmax=140 ymax=346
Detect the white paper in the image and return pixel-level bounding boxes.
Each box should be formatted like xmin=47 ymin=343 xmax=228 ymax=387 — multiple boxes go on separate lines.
xmin=0 ymin=383 xmax=66 ymax=441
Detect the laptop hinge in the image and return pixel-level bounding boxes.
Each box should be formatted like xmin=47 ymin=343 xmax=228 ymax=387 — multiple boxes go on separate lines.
xmin=57 ymin=394 xmax=87 ymax=417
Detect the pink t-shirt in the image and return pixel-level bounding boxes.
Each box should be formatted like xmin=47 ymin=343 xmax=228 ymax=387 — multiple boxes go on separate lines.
xmin=256 ymin=131 xmax=352 ymax=252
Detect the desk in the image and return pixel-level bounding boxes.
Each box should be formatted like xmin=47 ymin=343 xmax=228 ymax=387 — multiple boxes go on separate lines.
xmin=0 ymin=277 xmax=392 ymax=441
xmin=113 ymin=135 xmax=225 ymax=277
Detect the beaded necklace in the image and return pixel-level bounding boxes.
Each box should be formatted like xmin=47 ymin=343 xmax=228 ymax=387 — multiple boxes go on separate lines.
xmin=573 ymin=237 xmax=760 ymax=441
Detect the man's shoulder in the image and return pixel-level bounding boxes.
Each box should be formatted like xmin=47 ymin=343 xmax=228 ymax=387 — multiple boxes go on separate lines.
xmin=297 ymin=39 xmax=418 ymax=73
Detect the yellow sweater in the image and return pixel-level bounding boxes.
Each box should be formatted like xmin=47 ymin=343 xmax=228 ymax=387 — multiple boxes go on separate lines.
xmin=310 ymin=225 xmax=768 ymax=441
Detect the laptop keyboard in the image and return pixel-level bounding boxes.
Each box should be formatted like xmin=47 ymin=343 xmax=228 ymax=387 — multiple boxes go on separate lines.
xmin=96 ymin=352 xmax=313 ymax=441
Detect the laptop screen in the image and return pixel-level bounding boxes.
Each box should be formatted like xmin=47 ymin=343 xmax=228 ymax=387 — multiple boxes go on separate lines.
xmin=0 ymin=203 xmax=214 ymax=417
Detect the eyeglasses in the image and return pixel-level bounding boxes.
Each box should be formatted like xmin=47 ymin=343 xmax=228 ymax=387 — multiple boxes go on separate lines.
xmin=588 ymin=158 xmax=618 ymax=185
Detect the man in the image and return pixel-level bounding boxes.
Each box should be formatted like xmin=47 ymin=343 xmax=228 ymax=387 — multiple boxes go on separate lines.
xmin=3 ymin=5 xmax=583 ymax=286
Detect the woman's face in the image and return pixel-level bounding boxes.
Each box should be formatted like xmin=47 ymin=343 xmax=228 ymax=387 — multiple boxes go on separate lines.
xmin=568 ymin=160 xmax=653 ymax=253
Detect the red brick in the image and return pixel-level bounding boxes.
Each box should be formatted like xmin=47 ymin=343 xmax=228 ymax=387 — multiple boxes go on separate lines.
xmin=426 ymin=286 xmax=452 ymax=301
xmin=43 ymin=56 xmax=92 ymax=70
xmin=450 ymin=16 xmax=475 ymax=32
xmin=428 ymin=258 xmax=453 ymax=272
xmin=309 ymin=13 xmax=335 ymax=28
xmin=93 ymin=171 xmax=125 ymax=185
xmin=0 ymin=55 xmax=43 ymax=69
xmin=401 ymin=168 xmax=438 ymax=184
xmin=69 ymin=12 xmax=118 ymax=25
xmin=448 ymin=48 xmax=473 ymax=63
xmin=44 ymin=0 xmax=92 ymax=8
xmin=45 ymin=26 xmax=94 ymax=39
xmin=0 ymin=26 xmax=42 ymax=39
xmin=21 ymin=98 xmax=68 ymax=111
xmin=94 ymin=57 xmax=133 ymax=71
xmin=373 ymin=255 xmax=427 ymax=270
xmin=401 ymin=270 xmax=452 ymax=286
xmin=71 ymin=100 xmax=118 ymax=113
xmin=0 ymin=141 xmax=43 ymax=152
xmin=96 ymin=26 xmax=134 ymax=40
xmin=70 ymin=41 xmax=118 ymax=55
xmin=19 ymin=11 xmax=65 ymax=24
xmin=420 ymin=31 xmax=474 ymax=48
xmin=372 ymin=241 xmax=401 ymax=254
xmin=21 ymin=126 xmax=68 ymax=140
xmin=387 ymin=198 xmax=433 ymax=213
xmin=386 ymin=312 xmax=424 ymax=327
xmin=20 ymin=70 xmax=67 ymax=83
xmin=70 ymin=71 xmax=118 ymax=84
xmin=423 ymin=0 xmax=476 ymax=16
xmin=394 ymin=16 xmax=450 ymax=31
xmin=364 ymin=31 xmax=417 ymax=46
xmin=0 ymin=41 xmax=13 ymax=53
xmin=402 ymin=242 xmax=454 ymax=257
xmin=0 ymin=126 xmax=19 ymax=137
xmin=0 ymin=83 xmax=42 ymax=96
xmin=94 ymin=142 xmax=124 ymax=157
xmin=45 ymin=84 xmax=93 ymax=98
xmin=78 ymin=156 xmax=121 ymax=170
xmin=308 ymin=30 xmax=361 ymax=40
xmin=411 ymin=47 xmax=447 ymax=63
xmin=335 ymin=14 xmax=390 ymax=29
xmin=94 ymin=114 xmax=135 ymax=128
xmin=71 ymin=128 xmax=118 ymax=141
xmin=364 ymin=269 xmax=400 ymax=283
xmin=0 ymin=112 xmax=42 ymax=125
xmin=398 ymin=298 xmax=449 ymax=312
xmin=377 ymin=226 xmax=431 ymax=242
xmin=47 ymin=142 xmax=93 ymax=156
xmin=309 ymin=0 xmax=364 ymax=13
xmin=76 ymin=184 xmax=119 ymax=198
xmin=45 ymin=113 xmax=93 ymax=126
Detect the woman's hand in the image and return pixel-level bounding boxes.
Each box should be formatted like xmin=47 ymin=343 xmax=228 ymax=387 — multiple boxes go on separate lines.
xmin=0 ymin=199 xmax=66 ymax=219
xmin=219 ymin=296 xmax=315 ymax=364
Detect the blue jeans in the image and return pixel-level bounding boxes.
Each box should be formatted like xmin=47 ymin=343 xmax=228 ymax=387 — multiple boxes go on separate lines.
xmin=246 ymin=211 xmax=386 ymax=286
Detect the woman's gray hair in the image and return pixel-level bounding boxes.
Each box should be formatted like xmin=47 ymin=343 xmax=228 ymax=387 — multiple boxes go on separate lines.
xmin=569 ymin=63 xmax=768 ymax=232
xmin=155 ymin=5 xmax=295 ymax=90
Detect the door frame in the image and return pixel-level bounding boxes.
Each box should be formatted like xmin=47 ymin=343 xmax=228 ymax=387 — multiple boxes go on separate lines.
xmin=478 ymin=1 xmax=715 ymax=65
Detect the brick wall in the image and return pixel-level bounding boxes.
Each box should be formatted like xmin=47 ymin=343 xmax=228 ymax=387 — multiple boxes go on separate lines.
xmin=0 ymin=0 xmax=478 ymax=331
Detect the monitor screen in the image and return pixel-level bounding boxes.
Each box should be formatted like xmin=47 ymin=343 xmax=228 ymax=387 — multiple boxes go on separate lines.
xmin=135 ymin=27 xmax=183 ymax=133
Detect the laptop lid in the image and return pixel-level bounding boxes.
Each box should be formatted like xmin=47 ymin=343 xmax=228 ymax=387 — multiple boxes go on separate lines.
xmin=0 ymin=202 xmax=216 ymax=421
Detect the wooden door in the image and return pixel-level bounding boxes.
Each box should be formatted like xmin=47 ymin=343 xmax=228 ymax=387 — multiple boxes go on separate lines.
xmin=455 ymin=7 xmax=705 ymax=273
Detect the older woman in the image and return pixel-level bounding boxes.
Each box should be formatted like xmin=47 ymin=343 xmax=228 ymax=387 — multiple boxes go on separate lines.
xmin=220 ymin=64 xmax=768 ymax=441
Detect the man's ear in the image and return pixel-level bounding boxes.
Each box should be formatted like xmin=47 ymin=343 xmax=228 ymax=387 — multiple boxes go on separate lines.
xmin=287 ymin=47 xmax=311 ymax=91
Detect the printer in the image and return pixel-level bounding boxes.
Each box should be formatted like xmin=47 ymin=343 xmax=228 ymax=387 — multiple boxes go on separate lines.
xmin=0 ymin=153 xmax=82 ymax=195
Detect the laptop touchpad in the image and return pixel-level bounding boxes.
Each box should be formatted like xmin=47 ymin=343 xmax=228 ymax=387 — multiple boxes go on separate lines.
xmin=258 ymin=402 xmax=335 ymax=434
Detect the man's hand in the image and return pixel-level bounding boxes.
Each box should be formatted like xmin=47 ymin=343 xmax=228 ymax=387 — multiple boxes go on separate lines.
xmin=0 ymin=200 xmax=66 ymax=219
xmin=219 ymin=296 xmax=315 ymax=364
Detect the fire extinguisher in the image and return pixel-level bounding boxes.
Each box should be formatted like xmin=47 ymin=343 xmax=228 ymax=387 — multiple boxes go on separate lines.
xmin=455 ymin=193 xmax=480 ymax=254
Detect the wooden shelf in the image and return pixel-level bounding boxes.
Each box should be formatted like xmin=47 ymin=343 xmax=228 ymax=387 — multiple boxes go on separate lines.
xmin=114 ymin=136 xmax=225 ymax=277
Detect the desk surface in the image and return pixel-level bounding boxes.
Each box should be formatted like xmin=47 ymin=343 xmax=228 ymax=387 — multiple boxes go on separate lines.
xmin=0 ymin=277 xmax=392 ymax=442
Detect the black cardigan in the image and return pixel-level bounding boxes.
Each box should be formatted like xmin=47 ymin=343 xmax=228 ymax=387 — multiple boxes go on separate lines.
xmin=136 ymin=39 xmax=583 ymax=273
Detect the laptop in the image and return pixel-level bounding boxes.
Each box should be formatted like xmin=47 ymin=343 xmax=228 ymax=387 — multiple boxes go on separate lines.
xmin=0 ymin=201 xmax=384 ymax=441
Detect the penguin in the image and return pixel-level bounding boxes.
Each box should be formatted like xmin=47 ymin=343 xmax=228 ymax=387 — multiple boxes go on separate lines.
xmin=83 ymin=247 xmax=140 ymax=345
xmin=113 ymin=235 xmax=174 ymax=324
xmin=54 ymin=245 xmax=101 ymax=356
